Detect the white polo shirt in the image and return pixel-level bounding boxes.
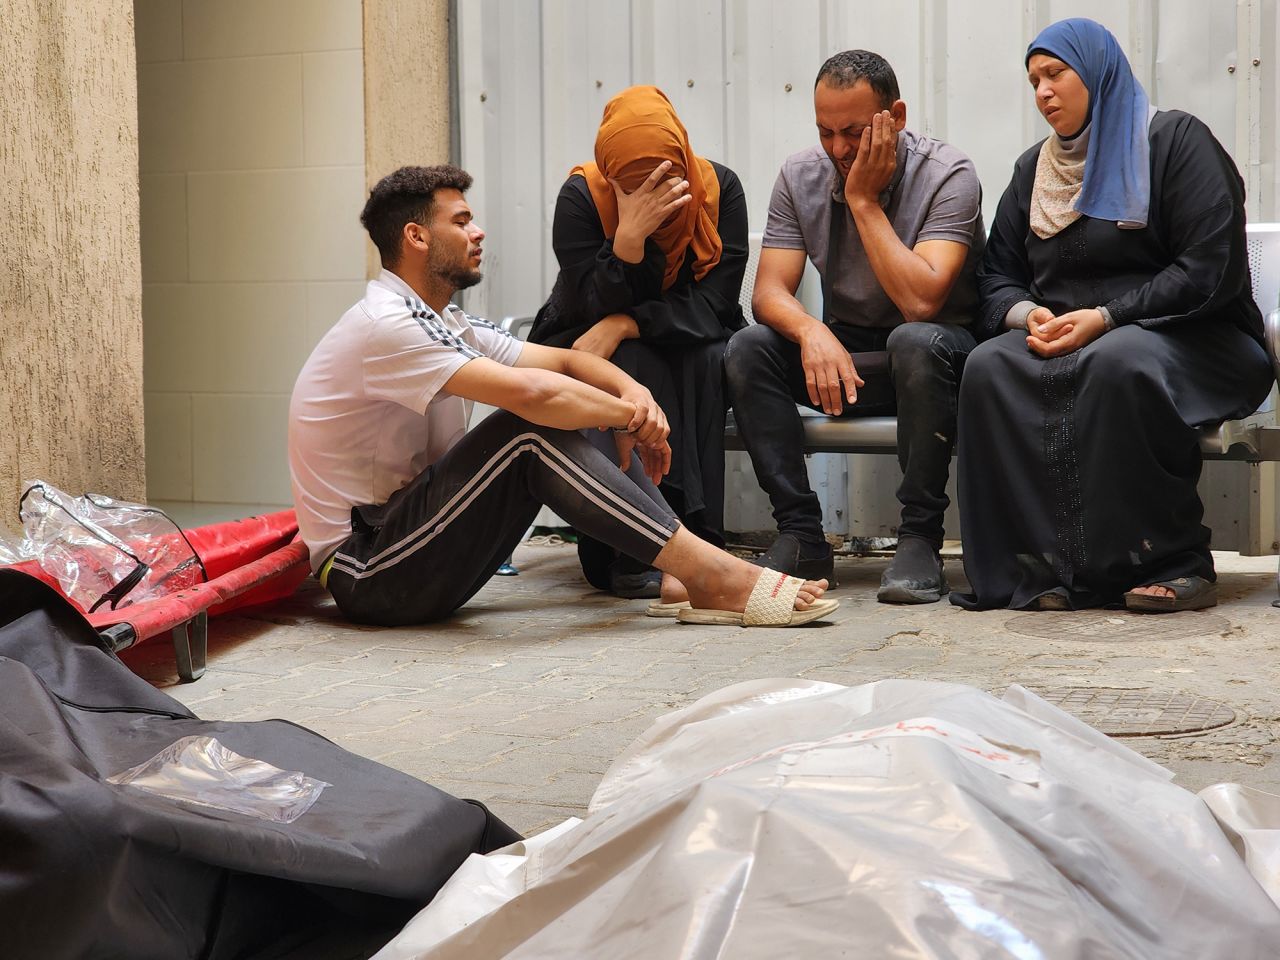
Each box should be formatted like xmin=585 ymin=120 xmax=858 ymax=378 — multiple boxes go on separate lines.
xmin=288 ymin=269 xmax=523 ymax=570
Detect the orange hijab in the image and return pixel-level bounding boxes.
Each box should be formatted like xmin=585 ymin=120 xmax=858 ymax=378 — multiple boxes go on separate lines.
xmin=571 ymin=86 xmax=722 ymax=290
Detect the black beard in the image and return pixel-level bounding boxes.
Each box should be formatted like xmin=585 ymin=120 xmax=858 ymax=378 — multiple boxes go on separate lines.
xmin=432 ymin=262 xmax=482 ymax=291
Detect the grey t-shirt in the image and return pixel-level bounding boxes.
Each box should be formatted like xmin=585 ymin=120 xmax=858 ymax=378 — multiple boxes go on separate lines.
xmin=762 ymin=131 xmax=984 ymax=328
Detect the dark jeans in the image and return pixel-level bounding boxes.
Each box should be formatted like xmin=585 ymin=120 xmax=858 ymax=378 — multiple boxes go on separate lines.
xmin=723 ymin=321 xmax=975 ymax=548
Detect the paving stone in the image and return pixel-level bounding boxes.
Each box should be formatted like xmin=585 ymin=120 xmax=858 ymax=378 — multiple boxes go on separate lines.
xmin=334 ymin=715 xmax=442 ymax=750
xmin=608 ymin=662 xmax=720 ymax=696
xmin=233 ymin=667 xmax=379 ymax=696
xmin=452 ymin=656 xmax=579 ymax=685
xmin=500 ymin=723 xmax=640 ymax=764
xmin=485 ymin=768 xmax=607 ymax=807
xmin=201 ymin=647 xmax=348 ymax=676
xmin=421 ymin=700 xmax=551 ymax=730
xmin=176 ymin=689 xmax=307 ymax=719
xmin=292 ymin=681 xmax=429 ymax=710
xmin=485 ymin=695 xmax=654 ymax=737
xmin=321 ymin=698 xmax=437 ymax=727
xmin=372 ymin=661 xmax=513 ymax=689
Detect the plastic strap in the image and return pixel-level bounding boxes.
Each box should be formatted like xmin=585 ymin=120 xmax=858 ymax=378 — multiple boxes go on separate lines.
xmin=88 ymin=561 xmax=150 ymax=613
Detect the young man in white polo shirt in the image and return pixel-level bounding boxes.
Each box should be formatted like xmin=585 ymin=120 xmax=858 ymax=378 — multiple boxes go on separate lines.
xmin=288 ymin=165 xmax=836 ymax=628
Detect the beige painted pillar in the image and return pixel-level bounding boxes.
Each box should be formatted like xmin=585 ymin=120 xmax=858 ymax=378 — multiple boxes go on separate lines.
xmin=362 ymin=0 xmax=453 ymax=277
xmin=0 ymin=0 xmax=146 ymax=512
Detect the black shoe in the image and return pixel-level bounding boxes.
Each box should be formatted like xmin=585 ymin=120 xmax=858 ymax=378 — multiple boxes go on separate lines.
xmin=877 ymin=536 xmax=947 ymax=604
xmin=609 ymin=556 xmax=662 ymax=599
xmin=753 ymin=533 xmax=836 ymax=587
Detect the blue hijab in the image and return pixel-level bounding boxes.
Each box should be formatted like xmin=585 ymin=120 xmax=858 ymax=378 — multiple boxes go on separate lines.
xmin=1027 ymin=18 xmax=1151 ymax=227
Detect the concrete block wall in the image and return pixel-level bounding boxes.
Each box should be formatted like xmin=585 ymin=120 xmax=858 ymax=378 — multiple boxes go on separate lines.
xmin=136 ymin=0 xmax=366 ymax=508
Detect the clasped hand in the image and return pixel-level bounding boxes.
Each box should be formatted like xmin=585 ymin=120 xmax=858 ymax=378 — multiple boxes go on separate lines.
xmin=611 ymin=386 xmax=671 ymax=486
xmin=1025 ymin=306 xmax=1108 ymax=357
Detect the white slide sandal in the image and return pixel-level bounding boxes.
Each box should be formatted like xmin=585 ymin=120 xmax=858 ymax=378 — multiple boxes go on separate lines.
xmin=676 ymin=568 xmax=838 ymax=627
xmin=646 ymin=599 xmax=692 ymax=618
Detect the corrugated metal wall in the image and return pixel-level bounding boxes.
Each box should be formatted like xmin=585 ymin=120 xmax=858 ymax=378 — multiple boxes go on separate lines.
xmin=457 ymin=0 xmax=1280 ymax=549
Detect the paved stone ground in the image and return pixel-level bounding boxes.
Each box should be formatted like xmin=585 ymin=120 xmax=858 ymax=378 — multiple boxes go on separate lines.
xmin=121 ymin=543 xmax=1280 ymax=837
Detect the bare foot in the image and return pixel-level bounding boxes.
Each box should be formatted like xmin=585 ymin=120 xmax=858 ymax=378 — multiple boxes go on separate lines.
xmin=1128 ymin=584 xmax=1174 ymax=599
xmin=660 ymin=573 xmax=688 ymax=605
xmin=652 ymin=527 xmax=831 ymax=616
xmin=684 ymin=562 xmax=828 ymax=614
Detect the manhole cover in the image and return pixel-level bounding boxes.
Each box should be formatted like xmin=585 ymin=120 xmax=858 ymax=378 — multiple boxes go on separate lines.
xmin=1035 ymin=687 xmax=1236 ymax=736
xmin=1005 ymin=611 xmax=1229 ymax=642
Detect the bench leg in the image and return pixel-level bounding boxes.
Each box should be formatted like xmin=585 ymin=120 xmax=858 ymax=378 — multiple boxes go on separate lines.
xmin=172 ymin=611 xmax=208 ymax=682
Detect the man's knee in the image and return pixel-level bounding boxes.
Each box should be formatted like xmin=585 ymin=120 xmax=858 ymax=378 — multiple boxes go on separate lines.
xmin=888 ymin=323 xmax=968 ymax=390
xmin=724 ymin=323 xmax=786 ymax=390
xmin=472 ymin=406 xmax=532 ymax=437
xmin=887 ymin=321 xmax=950 ymax=364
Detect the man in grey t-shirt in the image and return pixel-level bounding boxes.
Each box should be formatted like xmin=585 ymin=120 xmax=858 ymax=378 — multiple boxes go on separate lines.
xmin=724 ymin=49 xmax=984 ymax=603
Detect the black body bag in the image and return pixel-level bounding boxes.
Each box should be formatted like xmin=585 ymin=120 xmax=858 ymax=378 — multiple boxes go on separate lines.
xmin=0 ymin=569 xmax=519 ymax=959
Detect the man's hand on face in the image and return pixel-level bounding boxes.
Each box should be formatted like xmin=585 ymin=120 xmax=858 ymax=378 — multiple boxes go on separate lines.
xmin=843 ymin=110 xmax=898 ymax=210
xmin=799 ymin=322 xmax=864 ymax=416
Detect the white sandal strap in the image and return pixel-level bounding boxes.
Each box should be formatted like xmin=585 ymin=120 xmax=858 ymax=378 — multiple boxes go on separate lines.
xmin=743 ymin=568 xmax=804 ymax=626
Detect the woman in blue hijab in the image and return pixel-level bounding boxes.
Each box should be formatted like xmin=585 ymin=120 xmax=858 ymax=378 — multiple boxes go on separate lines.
xmin=953 ymin=18 xmax=1272 ymax=612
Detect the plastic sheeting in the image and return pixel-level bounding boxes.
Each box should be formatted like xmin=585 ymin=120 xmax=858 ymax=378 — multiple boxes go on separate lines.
xmin=109 ymin=735 xmax=330 ymax=824
xmin=1200 ymin=782 xmax=1280 ymax=908
xmin=12 ymin=481 xmax=202 ymax=612
xmin=376 ymin=679 xmax=1280 ymax=959
xmin=4 ymin=505 xmax=308 ymax=644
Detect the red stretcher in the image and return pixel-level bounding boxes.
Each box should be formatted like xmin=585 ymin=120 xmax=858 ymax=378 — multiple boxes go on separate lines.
xmin=6 ymin=510 xmax=310 ymax=682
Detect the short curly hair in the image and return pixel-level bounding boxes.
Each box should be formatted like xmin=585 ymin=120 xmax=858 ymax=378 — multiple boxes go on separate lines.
xmin=815 ymin=50 xmax=900 ymax=107
xmin=360 ymin=164 xmax=474 ymax=266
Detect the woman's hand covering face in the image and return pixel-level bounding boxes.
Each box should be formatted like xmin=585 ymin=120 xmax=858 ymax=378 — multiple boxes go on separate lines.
xmin=610 ymin=160 xmax=692 ymax=247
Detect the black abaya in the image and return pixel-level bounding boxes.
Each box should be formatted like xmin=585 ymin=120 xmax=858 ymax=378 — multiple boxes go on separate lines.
xmin=955 ymin=110 xmax=1273 ymax=610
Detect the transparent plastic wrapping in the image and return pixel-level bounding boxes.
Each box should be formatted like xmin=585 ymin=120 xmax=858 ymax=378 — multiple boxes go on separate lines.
xmin=108 ymin=735 xmax=330 ymax=824
xmin=0 ymin=532 xmax=34 ymax=565
xmin=377 ymin=679 xmax=1280 ymax=959
xmin=14 ymin=480 xmax=205 ymax=613
xmin=1200 ymin=782 xmax=1280 ymax=908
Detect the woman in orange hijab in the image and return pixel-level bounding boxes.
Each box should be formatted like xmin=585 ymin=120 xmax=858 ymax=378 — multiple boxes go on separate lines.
xmin=530 ymin=85 xmax=748 ymax=598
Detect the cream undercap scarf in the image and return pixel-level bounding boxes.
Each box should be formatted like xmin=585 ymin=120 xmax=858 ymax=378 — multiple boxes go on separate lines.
xmin=1030 ymin=124 xmax=1090 ymax=240
xmin=1003 ymin=127 xmax=1095 ymax=330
